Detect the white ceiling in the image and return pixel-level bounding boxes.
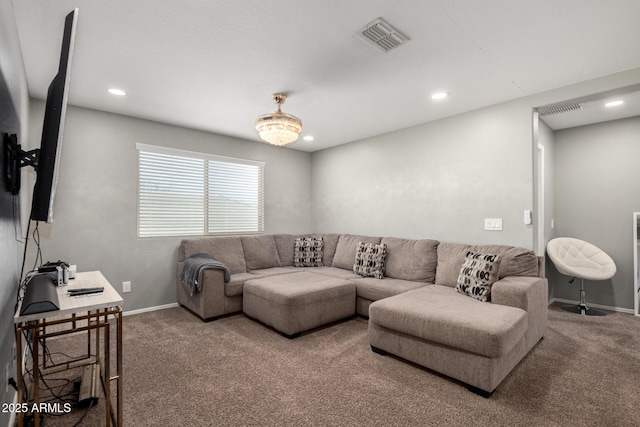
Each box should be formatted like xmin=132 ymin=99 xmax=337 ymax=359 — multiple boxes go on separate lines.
xmin=540 ymin=88 xmax=640 ymax=130
xmin=12 ymin=0 xmax=640 ymax=152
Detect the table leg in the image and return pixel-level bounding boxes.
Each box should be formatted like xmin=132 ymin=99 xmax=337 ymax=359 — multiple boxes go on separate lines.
xmin=104 ymin=319 xmax=111 ymax=426
xmin=117 ymin=309 xmax=123 ymax=426
xmin=32 ymin=325 xmax=40 ymax=426
xmin=15 ymin=326 xmax=23 ymax=427
xmin=96 ymin=310 xmax=100 ymax=363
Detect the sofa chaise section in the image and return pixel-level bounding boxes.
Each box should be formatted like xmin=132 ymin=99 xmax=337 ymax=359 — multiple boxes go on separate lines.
xmin=368 ymin=242 xmax=547 ymax=395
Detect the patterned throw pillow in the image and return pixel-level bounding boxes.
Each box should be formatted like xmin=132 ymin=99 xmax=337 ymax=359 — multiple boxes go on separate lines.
xmin=294 ymin=237 xmax=324 ymax=267
xmin=353 ymin=241 xmax=387 ymax=279
xmin=455 ymin=251 xmax=500 ymax=302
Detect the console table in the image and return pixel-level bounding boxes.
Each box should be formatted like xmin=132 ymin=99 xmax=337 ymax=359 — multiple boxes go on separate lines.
xmin=14 ymin=271 xmax=123 ymax=426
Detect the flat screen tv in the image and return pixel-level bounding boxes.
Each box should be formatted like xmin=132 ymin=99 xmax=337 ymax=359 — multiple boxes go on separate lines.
xmin=30 ymin=8 xmax=78 ymax=223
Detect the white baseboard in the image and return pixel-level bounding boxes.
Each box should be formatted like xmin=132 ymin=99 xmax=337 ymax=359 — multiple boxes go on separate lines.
xmin=548 ymin=297 xmax=635 ymax=315
xmin=122 ymin=302 xmax=179 ymax=317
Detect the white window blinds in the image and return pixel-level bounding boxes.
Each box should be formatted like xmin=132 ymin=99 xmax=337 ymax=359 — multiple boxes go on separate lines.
xmin=137 ymin=144 xmax=264 ymax=238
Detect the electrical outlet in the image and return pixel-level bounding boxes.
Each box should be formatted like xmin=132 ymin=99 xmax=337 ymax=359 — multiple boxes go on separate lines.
xmin=122 ymin=281 xmax=131 ymax=293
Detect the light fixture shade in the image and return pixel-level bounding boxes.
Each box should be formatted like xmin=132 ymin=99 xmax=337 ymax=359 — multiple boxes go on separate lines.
xmin=255 ymin=94 xmax=302 ymax=146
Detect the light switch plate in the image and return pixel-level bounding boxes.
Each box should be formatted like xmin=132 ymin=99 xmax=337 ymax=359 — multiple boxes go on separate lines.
xmin=484 ymin=218 xmax=503 ymax=231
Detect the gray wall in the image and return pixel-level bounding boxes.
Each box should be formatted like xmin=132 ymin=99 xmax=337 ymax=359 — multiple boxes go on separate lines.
xmin=311 ymin=98 xmax=536 ymax=248
xmin=0 ymin=0 xmax=30 ymax=423
xmin=311 ymin=69 xmax=640 ymax=313
xmin=552 ymin=116 xmax=640 ymax=311
xmin=30 ymin=102 xmax=313 ymax=312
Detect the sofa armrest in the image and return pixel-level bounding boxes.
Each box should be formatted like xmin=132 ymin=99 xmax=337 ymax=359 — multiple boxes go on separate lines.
xmin=492 ymin=276 xmax=546 ymax=311
xmin=492 ymin=276 xmax=548 ymax=349
xmin=177 ymin=268 xmax=227 ymax=320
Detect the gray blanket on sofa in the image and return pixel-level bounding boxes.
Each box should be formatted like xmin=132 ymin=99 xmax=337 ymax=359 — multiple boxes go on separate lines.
xmin=179 ymin=253 xmax=231 ymax=296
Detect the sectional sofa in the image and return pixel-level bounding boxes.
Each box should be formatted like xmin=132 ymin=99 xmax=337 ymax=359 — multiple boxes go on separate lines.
xmin=177 ymin=233 xmax=547 ymax=395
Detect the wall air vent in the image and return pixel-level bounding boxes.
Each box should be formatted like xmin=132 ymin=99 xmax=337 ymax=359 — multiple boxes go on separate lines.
xmin=358 ymin=17 xmax=409 ymax=52
xmin=538 ymin=103 xmax=583 ymax=117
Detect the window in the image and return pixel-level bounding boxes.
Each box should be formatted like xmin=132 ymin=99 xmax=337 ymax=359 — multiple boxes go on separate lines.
xmin=137 ymin=143 xmax=264 ymax=238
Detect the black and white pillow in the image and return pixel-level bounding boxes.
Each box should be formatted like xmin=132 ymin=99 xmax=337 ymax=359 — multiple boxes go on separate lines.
xmin=353 ymin=241 xmax=387 ymax=279
xmin=455 ymin=251 xmax=500 ymax=302
xmin=294 ymin=237 xmax=324 ymax=267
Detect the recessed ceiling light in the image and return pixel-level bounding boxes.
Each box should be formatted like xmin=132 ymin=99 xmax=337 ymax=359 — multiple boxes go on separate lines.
xmin=303 ymin=136 xmax=314 ymax=142
xmin=431 ymin=92 xmax=448 ymax=100
xmin=108 ymin=88 xmax=126 ymax=96
xmin=605 ymin=100 xmax=623 ymax=107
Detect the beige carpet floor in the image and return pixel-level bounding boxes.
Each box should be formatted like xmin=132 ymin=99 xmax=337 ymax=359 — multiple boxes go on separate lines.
xmin=35 ymin=303 xmax=639 ymax=427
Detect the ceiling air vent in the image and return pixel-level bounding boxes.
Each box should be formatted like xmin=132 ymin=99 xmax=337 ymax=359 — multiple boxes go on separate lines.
xmin=538 ymin=103 xmax=583 ymax=117
xmin=358 ymin=17 xmax=409 ymax=52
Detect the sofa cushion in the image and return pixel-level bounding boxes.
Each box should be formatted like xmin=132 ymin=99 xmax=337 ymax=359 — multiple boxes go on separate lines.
xmin=355 ymin=277 xmax=427 ymax=301
xmin=381 ymin=237 xmax=439 ymax=282
xmin=455 ymin=251 xmax=500 ymax=302
xmin=179 ymin=237 xmax=247 ymax=274
xmin=273 ymin=234 xmax=297 ymax=267
xmin=225 ymin=272 xmax=264 ymax=297
xmin=308 ymin=266 xmax=363 ymax=281
xmin=435 ymin=242 xmax=473 ymax=287
xmin=315 ymin=233 xmax=340 ymax=267
xmin=473 ymin=244 xmax=538 ymax=278
xmin=247 ymin=267 xmax=299 ymax=277
xmin=241 ymin=235 xmax=282 ymax=271
xmin=294 ymin=237 xmax=324 ymax=267
xmin=369 ymin=285 xmax=528 ymax=358
xmin=354 ymin=242 xmax=387 ymax=279
xmin=332 ymin=234 xmax=382 ymax=270
xmin=436 ymin=243 xmax=539 ymax=287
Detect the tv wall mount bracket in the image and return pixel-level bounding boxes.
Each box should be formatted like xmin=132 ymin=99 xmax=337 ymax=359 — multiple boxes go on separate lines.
xmin=3 ymin=132 xmax=40 ymax=195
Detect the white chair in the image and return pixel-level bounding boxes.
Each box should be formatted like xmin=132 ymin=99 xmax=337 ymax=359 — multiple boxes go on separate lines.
xmin=546 ymin=237 xmax=616 ymax=316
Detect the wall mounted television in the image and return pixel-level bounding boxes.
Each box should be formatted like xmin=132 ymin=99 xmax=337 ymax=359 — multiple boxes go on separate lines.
xmin=2 ymin=8 xmax=78 ymax=223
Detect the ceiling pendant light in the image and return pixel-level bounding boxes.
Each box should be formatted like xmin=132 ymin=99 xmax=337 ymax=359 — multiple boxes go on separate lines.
xmin=255 ymin=93 xmax=302 ymax=146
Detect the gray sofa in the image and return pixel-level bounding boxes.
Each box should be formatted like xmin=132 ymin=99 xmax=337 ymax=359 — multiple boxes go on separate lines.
xmin=177 ymin=233 xmax=547 ymax=395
